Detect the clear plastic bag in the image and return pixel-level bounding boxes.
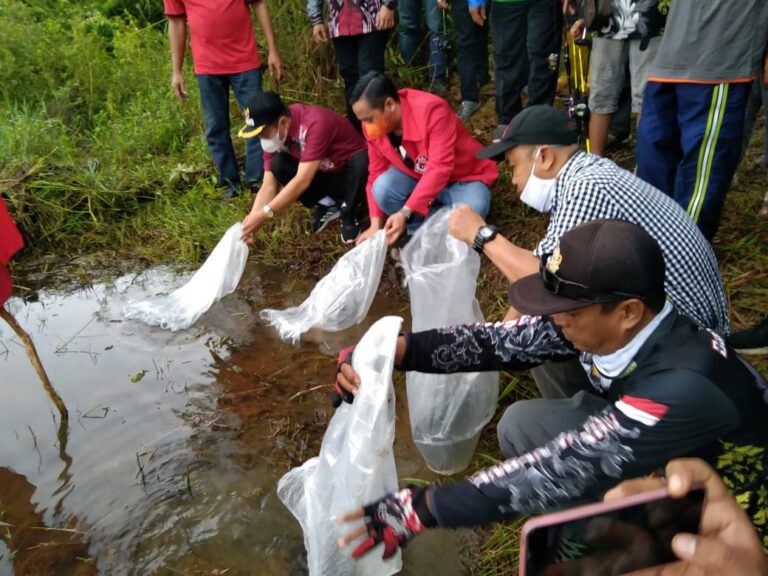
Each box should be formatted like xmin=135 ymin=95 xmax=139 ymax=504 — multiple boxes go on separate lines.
xmin=261 ymin=231 xmax=387 ymax=343
xmin=124 ymin=223 xmax=248 ymax=332
xmin=401 ymin=209 xmax=499 ymax=475
xmin=277 ymin=315 xmax=403 ymax=576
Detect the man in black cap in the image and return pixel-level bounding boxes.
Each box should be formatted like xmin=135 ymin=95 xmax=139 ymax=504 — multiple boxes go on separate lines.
xmin=333 ymin=219 xmax=768 ymax=559
xmin=239 ymin=91 xmax=368 ymax=244
xmin=447 ymin=104 xmax=729 ymax=399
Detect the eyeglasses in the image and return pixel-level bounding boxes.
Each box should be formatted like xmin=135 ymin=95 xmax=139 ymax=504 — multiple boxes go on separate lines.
xmin=539 ymin=257 xmax=645 ymax=302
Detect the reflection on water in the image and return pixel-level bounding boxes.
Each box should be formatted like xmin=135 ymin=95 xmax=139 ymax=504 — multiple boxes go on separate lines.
xmin=0 ymin=263 xmax=469 ymax=575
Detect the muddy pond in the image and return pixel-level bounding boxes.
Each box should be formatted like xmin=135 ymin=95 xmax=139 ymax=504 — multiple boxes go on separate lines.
xmin=0 ymin=261 xmax=476 ymax=575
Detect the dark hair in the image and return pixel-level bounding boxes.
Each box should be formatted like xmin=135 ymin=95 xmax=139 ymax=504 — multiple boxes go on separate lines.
xmin=349 ymin=71 xmax=399 ymax=110
xmin=599 ymin=291 xmax=666 ymax=315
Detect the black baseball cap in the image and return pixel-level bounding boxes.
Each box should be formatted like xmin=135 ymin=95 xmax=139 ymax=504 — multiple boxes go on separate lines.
xmin=476 ymin=105 xmax=578 ymax=161
xmin=508 ymin=219 xmax=666 ymax=316
xmin=238 ymin=91 xmax=287 ymax=139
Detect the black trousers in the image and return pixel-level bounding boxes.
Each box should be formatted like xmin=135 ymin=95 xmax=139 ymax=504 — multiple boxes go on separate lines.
xmin=332 ymin=31 xmax=389 ymax=131
xmin=497 ymin=390 xmax=610 ymax=458
xmin=270 ymin=150 xmax=369 ymax=214
xmin=491 ymin=0 xmax=562 ymax=124
xmin=452 ymin=0 xmax=490 ymax=103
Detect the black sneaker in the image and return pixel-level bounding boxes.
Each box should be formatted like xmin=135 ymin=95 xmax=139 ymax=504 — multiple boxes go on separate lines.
xmin=310 ymin=203 xmax=341 ymax=233
xmin=340 ymin=214 xmax=360 ymax=244
xmin=727 ymin=317 xmax=768 ymax=355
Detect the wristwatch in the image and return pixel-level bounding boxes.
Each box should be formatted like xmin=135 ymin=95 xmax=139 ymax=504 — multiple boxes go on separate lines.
xmin=473 ymin=224 xmax=498 ymax=254
xmin=399 ymin=206 xmax=414 ymax=222
xmin=262 ymin=204 xmax=274 ymax=218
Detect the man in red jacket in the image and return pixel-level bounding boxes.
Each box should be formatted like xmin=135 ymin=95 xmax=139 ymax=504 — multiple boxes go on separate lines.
xmin=0 ymin=198 xmax=24 ymax=306
xmin=350 ymin=72 xmax=498 ymax=247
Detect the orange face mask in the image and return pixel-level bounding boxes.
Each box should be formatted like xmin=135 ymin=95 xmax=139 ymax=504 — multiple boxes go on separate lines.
xmin=364 ymin=115 xmax=389 ymax=140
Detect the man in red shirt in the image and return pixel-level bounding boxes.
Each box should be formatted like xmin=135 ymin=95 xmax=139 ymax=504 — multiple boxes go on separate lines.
xmin=164 ymin=0 xmax=283 ymax=199
xmin=239 ymin=92 xmax=368 ymax=244
xmin=350 ymin=72 xmax=498 ymax=247
xmin=0 ymin=198 xmax=24 ymax=307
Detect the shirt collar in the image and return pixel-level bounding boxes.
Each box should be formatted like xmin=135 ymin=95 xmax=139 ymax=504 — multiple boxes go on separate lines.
xmin=593 ymin=300 xmax=675 ymax=378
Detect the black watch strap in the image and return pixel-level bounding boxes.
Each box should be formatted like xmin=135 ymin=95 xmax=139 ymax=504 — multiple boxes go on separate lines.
xmin=473 ymin=225 xmax=498 ymax=254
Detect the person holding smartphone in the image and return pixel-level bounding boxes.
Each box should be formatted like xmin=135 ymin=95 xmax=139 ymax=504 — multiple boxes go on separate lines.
xmin=606 ymin=458 xmax=768 ymax=576
xmin=334 ymin=219 xmax=768 ymax=561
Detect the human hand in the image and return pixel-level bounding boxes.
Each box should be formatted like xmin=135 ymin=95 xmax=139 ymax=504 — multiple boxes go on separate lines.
xmin=242 ymin=208 xmax=266 ymax=244
xmin=376 ymin=6 xmax=395 ymax=30
xmin=337 ymin=486 xmax=434 ymax=559
xmin=605 ymin=458 xmax=768 ymax=576
xmin=383 ymin=212 xmax=407 ymax=246
xmin=447 ymin=204 xmax=486 ymax=245
xmin=268 ymin=50 xmax=284 ymax=83
xmin=171 ymin=71 xmax=187 ymax=101
xmin=355 ymin=225 xmax=379 ymax=246
xmin=437 ymin=0 xmax=450 ymax=10
xmin=570 ymin=18 xmax=585 ymax=39
xmin=469 ymin=5 xmax=487 ymax=26
xmin=332 ymin=345 xmax=358 ymax=408
xmin=312 ymin=23 xmax=328 ymax=43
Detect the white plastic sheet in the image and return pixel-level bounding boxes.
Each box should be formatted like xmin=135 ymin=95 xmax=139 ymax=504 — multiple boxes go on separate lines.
xmin=401 ymin=209 xmax=499 ymax=475
xmin=261 ymin=230 xmax=387 ymax=343
xmin=277 ymin=315 xmax=403 ymax=576
xmin=123 ymin=223 xmax=248 ymax=331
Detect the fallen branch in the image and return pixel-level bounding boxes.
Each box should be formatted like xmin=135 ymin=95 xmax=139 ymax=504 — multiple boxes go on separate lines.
xmin=0 ymin=307 xmax=69 ymax=422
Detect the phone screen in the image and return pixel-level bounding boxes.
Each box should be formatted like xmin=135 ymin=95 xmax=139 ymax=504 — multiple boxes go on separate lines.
xmin=525 ymin=488 xmax=705 ymax=576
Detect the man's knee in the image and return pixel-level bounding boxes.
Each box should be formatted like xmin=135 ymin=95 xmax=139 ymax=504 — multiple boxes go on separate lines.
xmin=496 ymin=400 xmax=538 ymax=459
xmin=372 ymin=168 xmax=407 ymax=214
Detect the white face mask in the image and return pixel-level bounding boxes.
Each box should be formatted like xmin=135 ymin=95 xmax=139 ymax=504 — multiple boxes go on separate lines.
xmin=520 ymin=147 xmax=557 ymax=213
xmin=260 ymin=120 xmax=286 ymax=154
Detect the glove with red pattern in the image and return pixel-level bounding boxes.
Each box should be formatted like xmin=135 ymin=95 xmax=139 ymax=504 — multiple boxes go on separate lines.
xmin=351 ymin=486 xmax=436 ymax=560
xmin=331 ymin=345 xmax=356 ymax=408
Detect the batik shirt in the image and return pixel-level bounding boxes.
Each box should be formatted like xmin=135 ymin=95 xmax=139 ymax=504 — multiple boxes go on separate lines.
xmin=307 ymin=0 xmax=385 ymax=38
xmin=597 ymin=0 xmax=667 ymax=40
xmin=399 ymin=312 xmax=768 ymax=546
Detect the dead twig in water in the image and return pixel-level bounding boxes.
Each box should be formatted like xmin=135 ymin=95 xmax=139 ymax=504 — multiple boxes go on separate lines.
xmin=288 ymin=384 xmax=326 ymax=402
xmin=0 ymin=307 xmax=69 ymax=423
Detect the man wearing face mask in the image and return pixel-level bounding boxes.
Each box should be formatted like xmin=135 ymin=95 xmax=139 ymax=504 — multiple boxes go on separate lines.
xmin=350 ymin=71 xmax=498 ymax=247
xmin=239 ymin=92 xmax=368 ymax=244
xmin=447 ymin=105 xmax=729 ymax=399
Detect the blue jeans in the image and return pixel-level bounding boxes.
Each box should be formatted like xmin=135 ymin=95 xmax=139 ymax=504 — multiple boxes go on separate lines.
xmin=196 ymin=68 xmax=264 ymax=192
xmin=398 ymin=0 xmax=448 ymax=83
xmin=372 ymin=167 xmax=491 ymax=234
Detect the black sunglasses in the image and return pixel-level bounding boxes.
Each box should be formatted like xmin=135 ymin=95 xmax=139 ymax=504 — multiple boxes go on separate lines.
xmin=539 ymin=258 xmax=645 ymax=302
xmin=398 ymin=145 xmax=415 ymax=170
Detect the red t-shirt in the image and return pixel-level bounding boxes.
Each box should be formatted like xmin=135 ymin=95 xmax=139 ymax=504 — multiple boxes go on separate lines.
xmin=163 ymin=0 xmax=261 ymax=75
xmin=364 ymin=89 xmax=499 ymax=218
xmin=0 ymin=198 xmax=23 ymax=306
xmin=263 ymin=104 xmax=366 ymax=174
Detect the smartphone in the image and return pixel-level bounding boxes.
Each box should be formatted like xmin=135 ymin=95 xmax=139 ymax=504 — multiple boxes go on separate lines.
xmin=519 ymin=485 xmax=705 ymax=576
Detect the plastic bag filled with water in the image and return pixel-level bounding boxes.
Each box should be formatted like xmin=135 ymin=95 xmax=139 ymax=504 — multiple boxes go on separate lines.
xmin=277 ymin=315 xmax=402 ymax=576
xmin=260 ymin=231 xmax=387 ymax=343
xmin=401 ymin=209 xmax=499 ymax=475
xmin=124 ymin=223 xmax=248 ymax=331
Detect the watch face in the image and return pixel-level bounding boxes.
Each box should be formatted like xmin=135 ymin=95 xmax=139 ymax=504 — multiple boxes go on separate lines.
xmin=481 ymin=227 xmax=494 ymax=239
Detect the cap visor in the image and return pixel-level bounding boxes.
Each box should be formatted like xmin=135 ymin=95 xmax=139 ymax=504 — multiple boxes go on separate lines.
xmin=238 ymin=123 xmax=265 ymax=139
xmin=507 ymin=274 xmax=597 ymax=317
xmin=476 ymin=140 xmax=515 ymax=162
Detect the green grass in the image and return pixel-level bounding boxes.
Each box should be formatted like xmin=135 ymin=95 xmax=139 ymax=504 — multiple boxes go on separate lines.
xmin=2 ymin=1 xmax=767 ymax=573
